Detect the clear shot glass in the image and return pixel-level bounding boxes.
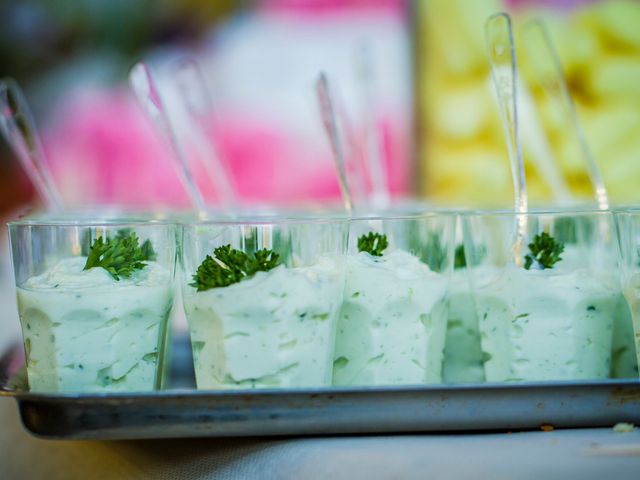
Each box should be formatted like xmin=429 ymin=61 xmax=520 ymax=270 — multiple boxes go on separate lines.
xmin=8 ymin=219 xmax=177 ymax=393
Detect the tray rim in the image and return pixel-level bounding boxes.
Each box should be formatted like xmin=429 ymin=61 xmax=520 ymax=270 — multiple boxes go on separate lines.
xmin=3 ymin=377 xmax=640 ymax=402
xmin=9 ymin=378 xmax=640 ymax=441
xmin=3 ymin=336 xmax=639 ymax=440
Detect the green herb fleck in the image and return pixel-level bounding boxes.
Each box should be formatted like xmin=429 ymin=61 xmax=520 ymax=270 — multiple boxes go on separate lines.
xmin=333 ymin=356 xmax=349 ymax=369
xmin=142 ymin=352 xmax=158 ymax=363
xmin=454 ymin=244 xmax=466 ymax=269
xmin=83 ymin=231 xmax=149 ymax=280
xmin=190 ymin=244 xmax=280 ymax=291
xmin=357 ymin=232 xmax=388 ymax=257
xmin=524 ymin=232 xmax=564 ymax=270
xmin=423 ymin=233 xmax=447 ymax=271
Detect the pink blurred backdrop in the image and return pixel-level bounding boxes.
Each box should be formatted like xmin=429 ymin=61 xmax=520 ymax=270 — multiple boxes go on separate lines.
xmin=40 ymin=0 xmax=412 ymax=210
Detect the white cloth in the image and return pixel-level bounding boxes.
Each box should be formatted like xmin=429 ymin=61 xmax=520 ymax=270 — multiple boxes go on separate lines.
xmin=1 ymin=398 xmax=640 ymax=480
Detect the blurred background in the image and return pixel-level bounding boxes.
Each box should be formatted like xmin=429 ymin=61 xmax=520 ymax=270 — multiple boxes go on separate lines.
xmin=0 ymin=0 xmax=639 ymax=217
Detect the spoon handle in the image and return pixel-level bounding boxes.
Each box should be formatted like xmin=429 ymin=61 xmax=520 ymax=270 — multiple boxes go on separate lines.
xmin=171 ymin=58 xmax=237 ymax=209
xmin=0 ymin=78 xmax=64 ymax=212
xmin=355 ymin=44 xmax=390 ymax=209
xmin=316 ymin=73 xmax=353 ymax=212
xmin=129 ymin=62 xmax=206 ymax=213
xmin=522 ymin=20 xmax=609 ymax=210
xmin=486 ymin=13 xmax=528 ymax=263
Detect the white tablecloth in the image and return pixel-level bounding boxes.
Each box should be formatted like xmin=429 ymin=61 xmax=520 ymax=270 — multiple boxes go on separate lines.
xmin=2 ymin=398 xmax=639 ymax=480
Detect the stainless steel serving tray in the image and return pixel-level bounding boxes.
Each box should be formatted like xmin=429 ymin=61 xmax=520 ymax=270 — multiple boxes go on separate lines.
xmin=2 ymin=336 xmax=639 ymax=440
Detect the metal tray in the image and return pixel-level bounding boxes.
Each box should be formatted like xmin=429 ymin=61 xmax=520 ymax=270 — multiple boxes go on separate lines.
xmin=1 ymin=336 xmax=639 ymax=440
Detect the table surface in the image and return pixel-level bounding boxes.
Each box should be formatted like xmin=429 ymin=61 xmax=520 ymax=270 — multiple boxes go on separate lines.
xmin=2 ymin=398 xmax=640 ymax=480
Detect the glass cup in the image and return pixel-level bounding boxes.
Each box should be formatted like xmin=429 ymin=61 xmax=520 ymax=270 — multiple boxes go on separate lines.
xmin=488 ymin=204 xmax=637 ymax=379
xmin=181 ymin=217 xmax=348 ymax=389
xmin=614 ymin=210 xmax=640 ymax=377
xmin=333 ymin=213 xmax=455 ymax=386
xmin=442 ymin=214 xmax=485 ymax=384
xmin=12 ymin=208 xmax=184 ymax=389
xmin=463 ymin=210 xmax=621 ymax=382
xmin=348 ymin=204 xmax=482 ymax=384
xmin=8 ymin=219 xmax=177 ymax=393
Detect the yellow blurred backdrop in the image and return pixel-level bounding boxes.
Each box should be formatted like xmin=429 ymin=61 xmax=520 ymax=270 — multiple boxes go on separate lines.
xmin=417 ymin=0 xmax=640 ymax=207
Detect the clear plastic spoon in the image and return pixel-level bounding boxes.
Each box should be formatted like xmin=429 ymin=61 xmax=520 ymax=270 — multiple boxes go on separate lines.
xmin=170 ymin=57 xmax=237 ymax=209
xmin=355 ymin=43 xmax=390 ymax=209
xmin=518 ymin=78 xmax=573 ymax=204
xmin=129 ymin=62 xmax=206 ymax=213
xmin=316 ymin=72 xmax=353 ymax=212
xmin=317 ymin=73 xmax=367 ymax=210
xmin=335 ymin=90 xmax=367 ymax=209
xmin=522 ymin=19 xmax=609 ymax=211
xmin=0 ymin=78 xmax=64 ymax=212
xmin=485 ymin=13 xmax=528 ymax=265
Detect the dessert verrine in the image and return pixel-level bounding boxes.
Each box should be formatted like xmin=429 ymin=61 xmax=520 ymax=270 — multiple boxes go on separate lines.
xmin=605 ymin=207 xmax=638 ymax=378
xmin=9 ymin=220 xmax=176 ymax=393
xmin=181 ymin=218 xmax=347 ymax=389
xmin=464 ymin=211 xmax=619 ymax=382
xmin=615 ymin=210 xmax=640 ymax=375
xmin=611 ymin=296 xmax=638 ymax=378
xmin=442 ymin=243 xmax=485 ymax=383
xmin=333 ymin=214 xmax=454 ymax=386
xmin=560 ymin=225 xmax=637 ymax=378
xmin=521 ymin=205 xmax=637 ymax=379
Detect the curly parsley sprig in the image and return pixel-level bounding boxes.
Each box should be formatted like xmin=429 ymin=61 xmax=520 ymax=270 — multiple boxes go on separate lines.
xmin=524 ymin=232 xmax=564 ymax=270
xmin=191 ymin=245 xmax=281 ymax=291
xmin=83 ymin=231 xmax=151 ymax=280
xmin=357 ymin=232 xmax=388 ymax=257
xmin=115 ymin=228 xmax=157 ymax=261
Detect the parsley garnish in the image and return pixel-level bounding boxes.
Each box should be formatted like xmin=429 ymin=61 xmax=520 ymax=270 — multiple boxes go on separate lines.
xmin=115 ymin=228 xmax=156 ymax=261
xmin=191 ymin=244 xmax=281 ymax=291
xmin=83 ymin=231 xmax=150 ymax=280
xmin=524 ymin=232 xmax=564 ymax=270
xmin=357 ymin=232 xmax=388 ymax=257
